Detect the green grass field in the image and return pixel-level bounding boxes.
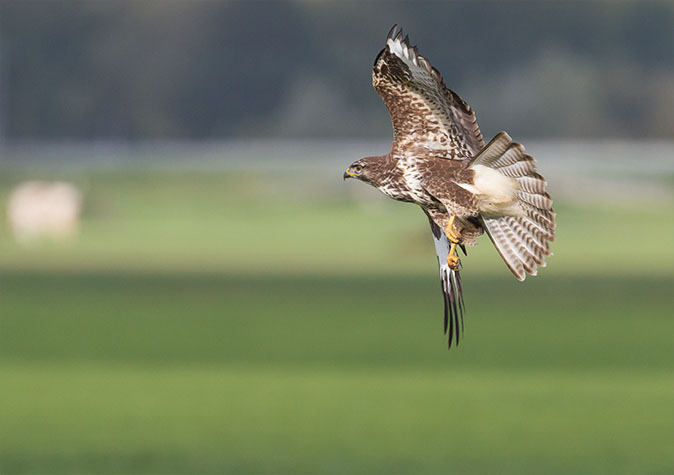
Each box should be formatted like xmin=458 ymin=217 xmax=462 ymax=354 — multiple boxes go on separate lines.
xmin=1 ymin=170 xmax=673 ymax=474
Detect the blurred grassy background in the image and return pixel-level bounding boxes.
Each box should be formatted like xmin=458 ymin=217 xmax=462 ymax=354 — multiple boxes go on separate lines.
xmin=1 ymin=1 xmax=672 ymax=473
xmin=1 ymin=166 xmax=672 ymax=474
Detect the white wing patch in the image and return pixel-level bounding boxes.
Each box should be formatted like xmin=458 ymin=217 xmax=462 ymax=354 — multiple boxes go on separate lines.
xmin=387 ymin=37 xmax=418 ymax=68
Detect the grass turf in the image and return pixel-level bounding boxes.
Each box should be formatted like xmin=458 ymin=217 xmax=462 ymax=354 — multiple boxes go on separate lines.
xmin=0 ymin=170 xmax=672 ymax=473
xmin=1 ymin=273 xmax=672 ymax=474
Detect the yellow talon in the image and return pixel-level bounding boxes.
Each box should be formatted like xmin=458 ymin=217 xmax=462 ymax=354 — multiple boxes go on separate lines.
xmin=447 ymin=243 xmax=460 ymax=269
xmin=447 ymin=228 xmax=461 ymax=243
xmin=444 ymin=215 xmax=462 ymax=244
xmin=444 ymin=216 xmax=461 ymax=269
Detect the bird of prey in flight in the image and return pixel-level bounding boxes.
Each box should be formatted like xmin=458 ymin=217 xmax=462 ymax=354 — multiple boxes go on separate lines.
xmin=344 ymin=25 xmax=555 ymax=347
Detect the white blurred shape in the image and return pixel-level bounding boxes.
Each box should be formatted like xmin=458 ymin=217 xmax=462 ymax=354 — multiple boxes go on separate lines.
xmin=6 ymin=181 xmax=83 ymax=243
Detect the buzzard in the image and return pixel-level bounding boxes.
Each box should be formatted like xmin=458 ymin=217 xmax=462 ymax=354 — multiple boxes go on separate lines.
xmin=344 ymin=25 xmax=555 ymax=347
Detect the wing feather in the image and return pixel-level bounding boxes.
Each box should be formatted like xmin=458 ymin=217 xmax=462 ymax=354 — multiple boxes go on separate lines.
xmin=424 ymin=210 xmax=465 ymax=348
xmin=373 ymin=25 xmax=484 ymax=160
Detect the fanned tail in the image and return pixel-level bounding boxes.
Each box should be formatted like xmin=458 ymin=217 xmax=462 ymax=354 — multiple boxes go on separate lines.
xmin=472 ymin=132 xmax=556 ymax=280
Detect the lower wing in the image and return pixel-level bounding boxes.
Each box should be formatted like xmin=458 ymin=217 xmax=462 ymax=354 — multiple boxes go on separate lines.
xmin=424 ymin=210 xmax=465 ymax=348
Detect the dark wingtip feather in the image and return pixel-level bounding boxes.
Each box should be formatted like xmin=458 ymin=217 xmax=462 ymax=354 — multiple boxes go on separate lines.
xmin=430 ymin=67 xmax=443 ymax=84
xmin=442 ymin=282 xmax=449 ymax=334
xmin=447 ymin=268 xmax=465 ymax=349
xmin=447 ymin=269 xmax=455 ymax=347
xmin=411 ymin=45 xmax=419 ymax=61
xmin=447 ymin=295 xmax=454 ymax=348
xmin=387 ymin=24 xmax=399 ymax=40
xmin=451 ymin=283 xmax=459 ymax=347
xmin=455 ymin=271 xmax=465 ymax=315
xmin=455 ymin=271 xmax=463 ymax=346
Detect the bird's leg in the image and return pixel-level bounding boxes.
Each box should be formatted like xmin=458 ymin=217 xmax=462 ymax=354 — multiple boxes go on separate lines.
xmin=444 ymin=215 xmax=462 ymax=269
xmin=447 ymin=243 xmax=460 ymax=269
xmin=444 ymin=215 xmax=462 ymax=243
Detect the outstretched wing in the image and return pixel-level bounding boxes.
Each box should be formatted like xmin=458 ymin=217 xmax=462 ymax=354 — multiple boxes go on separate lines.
xmin=424 ymin=210 xmax=465 ymax=348
xmin=373 ymin=25 xmax=484 ymax=160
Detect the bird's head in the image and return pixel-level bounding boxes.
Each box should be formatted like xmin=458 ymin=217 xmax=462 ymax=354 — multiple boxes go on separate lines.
xmin=343 ymin=156 xmax=385 ymax=186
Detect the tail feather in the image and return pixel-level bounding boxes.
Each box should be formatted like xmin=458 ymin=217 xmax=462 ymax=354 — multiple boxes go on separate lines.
xmin=517 ymin=176 xmax=547 ymax=194
xmin=518 ymin=218 xmax=553 ymax=251
xmin=520 ymin=202 xmax=555 ymax=229
xmin=508 ymin=217 xmax=547 ymax=266
xmin=501 ymin=219 xmax=538 ymax=275
xmin=497 ymin=160 xmax=536 ymax=178
xmin=483 ymin=217 xmax=527 ymax=280
xmin=491 ymin=144 xmax=526 ymax=168
xmin=519 ymin=216 xmax=554 ymax=243
xmin=475 ymin=132 xmax=556 ymax=280
xmin=517 ymin=190 xmax=553 ymax=210
xmin=472 ymin=132 xmax=511 ymax=165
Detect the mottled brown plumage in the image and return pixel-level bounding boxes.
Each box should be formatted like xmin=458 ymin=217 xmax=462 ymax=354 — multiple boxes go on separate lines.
xmin=344 ymin=25 xmax=555 ymax=348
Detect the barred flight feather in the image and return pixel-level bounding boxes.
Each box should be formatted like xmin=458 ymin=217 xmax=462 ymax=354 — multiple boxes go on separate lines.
xmin=517 ymin=191 xmax=553 ymax=210
xmin=492 ymin=145 xmax=527 ymax=168
xmin=376 ymin=25 xmax=484 ymax=160
xmin=518 ymin=218 xmax=553 ymax=251
xmin=517 ymin=176 xmax=548 ymax=194
xmin=508 ymin=217 xmax=547 ymax=267
xmin=520 ymin=202 xmax=556 ymax=228
xmin=497 ymin=160 xmax=537 ymax=178
xmin=475 ymin=132 xmax=555 ymax=280
xmin=471 ymin=133 xmax=511 ymax=165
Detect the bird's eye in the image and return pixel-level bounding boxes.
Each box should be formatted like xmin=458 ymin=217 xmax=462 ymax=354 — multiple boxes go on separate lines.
xmin=352 ymin=164 xmax=363 ymax=173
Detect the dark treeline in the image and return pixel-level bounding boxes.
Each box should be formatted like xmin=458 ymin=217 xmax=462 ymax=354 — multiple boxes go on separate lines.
xmin=0 ymin=0 xmax=672 ymax=141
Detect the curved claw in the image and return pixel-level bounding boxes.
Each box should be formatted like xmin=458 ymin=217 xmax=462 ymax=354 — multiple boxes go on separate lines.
xmin=447 ymin=228 xmax=462 ymax=244
xmin=447 ymin=241 xmax=461 ymax=269
xmin=444 ymin=215 xmax=462 ymax=244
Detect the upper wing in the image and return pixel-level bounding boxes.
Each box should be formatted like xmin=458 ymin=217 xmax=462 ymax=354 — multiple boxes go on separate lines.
xmin=373 ymin=25 xmax=484 ymax=160
xmin=423 ymin=209 xmax=465 ymax=348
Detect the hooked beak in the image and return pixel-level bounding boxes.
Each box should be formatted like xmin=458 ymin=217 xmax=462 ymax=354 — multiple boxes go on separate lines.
xmin=343 ymin=168 xmax=357 ymax=180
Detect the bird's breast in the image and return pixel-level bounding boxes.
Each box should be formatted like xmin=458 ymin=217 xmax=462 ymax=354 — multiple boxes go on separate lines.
xmin=391 ymin=158 xmax=435 ymax=204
